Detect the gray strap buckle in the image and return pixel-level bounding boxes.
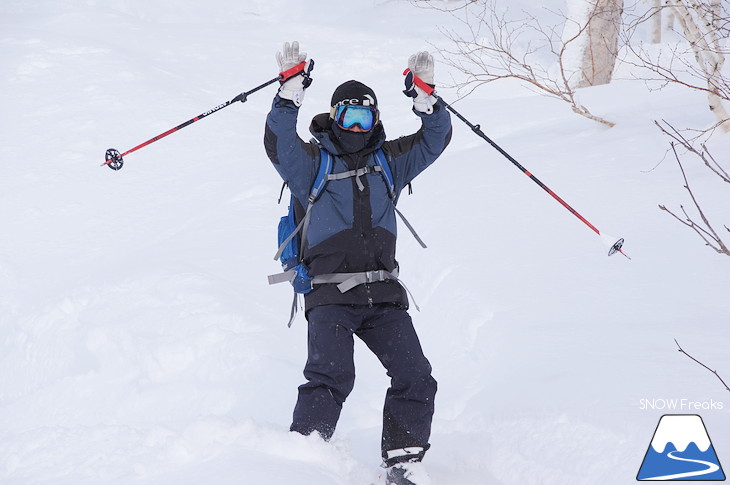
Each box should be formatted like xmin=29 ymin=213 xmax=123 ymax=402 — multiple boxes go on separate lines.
xmin=365 ymin=270 xmax=386 ymax=284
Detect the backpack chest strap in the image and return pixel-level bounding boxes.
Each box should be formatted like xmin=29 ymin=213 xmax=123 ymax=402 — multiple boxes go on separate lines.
xmin=326 ymin=165 xmax=383 ymax=191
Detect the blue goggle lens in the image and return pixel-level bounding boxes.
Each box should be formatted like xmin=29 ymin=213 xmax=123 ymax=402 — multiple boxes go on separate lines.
xmin=334 ymin=105 xmax=376 ymax=131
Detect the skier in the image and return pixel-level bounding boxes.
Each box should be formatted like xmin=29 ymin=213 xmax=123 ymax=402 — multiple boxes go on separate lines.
xmin=264 ymin=41 xmax=452 ymax=485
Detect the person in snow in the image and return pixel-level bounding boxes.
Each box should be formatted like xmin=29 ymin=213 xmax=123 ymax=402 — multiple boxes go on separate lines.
xmin=264 ymin=41 xmax=451 ymax=485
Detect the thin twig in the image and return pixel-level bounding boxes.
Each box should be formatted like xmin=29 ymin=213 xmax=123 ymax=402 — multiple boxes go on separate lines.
xmin=655 ymin=120 xmax=730 ymax=184
xmin=427 ymin=0 xmax=615 ymax=126
xmin=674 ymin=339 xmax=730 ymax=392
xmin=657 ymin=137 xmax=730 ymax=256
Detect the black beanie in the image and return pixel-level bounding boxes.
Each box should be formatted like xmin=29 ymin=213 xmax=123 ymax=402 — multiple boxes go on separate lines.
xmin=330 ymin=80 xmax=378 ymax=109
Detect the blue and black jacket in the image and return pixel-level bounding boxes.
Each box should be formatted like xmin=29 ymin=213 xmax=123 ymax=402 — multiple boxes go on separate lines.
xmin=264 ymin=95 xmax=451 ymax=312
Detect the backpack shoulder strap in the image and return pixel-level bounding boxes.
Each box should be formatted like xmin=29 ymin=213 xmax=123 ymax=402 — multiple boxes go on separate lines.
xmin=373 ymin=148 xmax=427 ymax=249
xmin=297 ymin=146 xmax=333 ymax=254
xmin=310 ymin=146 xmax=333 ymax=203
xmin=272 ymin=146 xmax=333 ymax=263
xmin=373 ymin=148 xmax=396 ymax=199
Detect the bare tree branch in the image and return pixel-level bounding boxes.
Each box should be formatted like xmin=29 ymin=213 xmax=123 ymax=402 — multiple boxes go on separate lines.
xmin=656 ymin=120 xmax=730 ymax=183
xmin=674 ymin=339 xmax=730 ymax=392
xmin=420 ymin=0 xmax=616 ymax=126
xmin=657 ymin=128 xmax=730 ymax=255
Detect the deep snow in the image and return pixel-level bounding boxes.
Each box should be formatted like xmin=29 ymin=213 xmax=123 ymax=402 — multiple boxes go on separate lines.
xmin=1 ymin=1 xmax=729 ymax=484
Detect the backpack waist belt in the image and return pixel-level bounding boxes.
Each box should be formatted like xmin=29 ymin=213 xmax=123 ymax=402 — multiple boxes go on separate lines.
xmin=269 ymin=267 xmax=420 ymax=311
xmin=312 ymin=268 xmax=399 ymax=293
xmin=268 ymin=268 xmax=398 ymax=293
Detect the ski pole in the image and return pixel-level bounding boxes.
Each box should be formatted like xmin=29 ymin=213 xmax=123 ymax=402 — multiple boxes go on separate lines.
xmin=403 ymin=69 xmax=629 ymax=259
xmin=102 ymin=60 xmax=315 ymax=171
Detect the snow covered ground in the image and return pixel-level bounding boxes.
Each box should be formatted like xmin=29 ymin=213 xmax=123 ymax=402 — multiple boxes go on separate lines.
xmin=2 ymin=1 xmax=729 ymax=484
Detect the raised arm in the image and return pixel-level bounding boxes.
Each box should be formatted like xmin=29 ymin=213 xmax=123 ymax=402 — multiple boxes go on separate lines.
xmin=386 ymin=51 xmax=452 ymax=193
xmin=263 ymin=42 xmax=319 ymax=203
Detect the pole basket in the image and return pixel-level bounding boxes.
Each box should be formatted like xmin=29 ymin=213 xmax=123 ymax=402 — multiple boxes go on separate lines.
xmin=608 ymin=237 xmax=624 ymax=256
xmin=105 ymin=148 xmax=123 ymax=171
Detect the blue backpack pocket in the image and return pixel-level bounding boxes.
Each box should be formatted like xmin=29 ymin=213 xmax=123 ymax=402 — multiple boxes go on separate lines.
xmin=291 ymin=264 xmax=313 ymax=294
xmin=277 ymin=208 xmax=299 ymax=271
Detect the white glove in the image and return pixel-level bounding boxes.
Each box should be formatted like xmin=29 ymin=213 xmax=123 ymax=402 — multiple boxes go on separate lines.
xmin=276 ymin=41 xmax=308 ymax=106
xmin=407 ymin=51 xmax=437 ymax=114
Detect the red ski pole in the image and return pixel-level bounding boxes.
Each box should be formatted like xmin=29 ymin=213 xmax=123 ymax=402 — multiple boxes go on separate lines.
xmin=102 ymin=60 xmax=314 ymax=170
xmin=404 ymin=69 xmax=630 ymax=259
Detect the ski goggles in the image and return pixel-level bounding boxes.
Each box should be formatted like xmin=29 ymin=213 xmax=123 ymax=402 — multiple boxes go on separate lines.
xmin=331 ymin=105 xmax=378 ymax=131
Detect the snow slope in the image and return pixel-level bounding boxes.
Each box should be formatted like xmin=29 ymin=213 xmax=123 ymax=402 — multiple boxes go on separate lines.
xmin=2 ymin=1 xmax=729 ymax=484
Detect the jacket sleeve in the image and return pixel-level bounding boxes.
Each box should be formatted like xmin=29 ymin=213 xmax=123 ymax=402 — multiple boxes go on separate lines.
xmin=384 ymin=101 xmax=452 ymax=195
xmin=264 ymin=95 xmax=319 ymax=204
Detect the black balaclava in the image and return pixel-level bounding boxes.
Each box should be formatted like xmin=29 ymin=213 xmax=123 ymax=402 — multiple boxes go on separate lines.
xmin=330 ymin=80 xmax=380 ymax=154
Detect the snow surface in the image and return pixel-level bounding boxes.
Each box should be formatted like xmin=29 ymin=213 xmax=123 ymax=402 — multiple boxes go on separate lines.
xmin=2 ymin=1 xmax=730 ymax=484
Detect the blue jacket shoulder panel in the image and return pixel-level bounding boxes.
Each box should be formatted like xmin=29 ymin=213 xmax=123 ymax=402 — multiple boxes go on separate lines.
xmin=264 ymin=96 xmax=319 ymax=204
xmin=384 ymin=101 xmax=452 ymax=197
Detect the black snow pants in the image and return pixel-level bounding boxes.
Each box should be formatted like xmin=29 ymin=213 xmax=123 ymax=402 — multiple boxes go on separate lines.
xmin=290 ymin=303 xmax=437 ymax=459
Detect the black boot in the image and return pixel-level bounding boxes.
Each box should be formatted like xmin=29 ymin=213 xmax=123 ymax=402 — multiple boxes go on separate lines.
xmin=385 ymin=460 xmax=431 ymax=485
xmin=384 ymin=447 xmax=431 ymax=485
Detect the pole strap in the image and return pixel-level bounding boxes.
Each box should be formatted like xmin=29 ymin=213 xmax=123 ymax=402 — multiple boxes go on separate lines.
xmin=403 ymin=68 xmax=436 ymax=96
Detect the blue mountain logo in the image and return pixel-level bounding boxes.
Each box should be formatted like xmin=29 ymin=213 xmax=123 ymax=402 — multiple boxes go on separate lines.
xmin=637 ymin=414 xmax=725 ymax=481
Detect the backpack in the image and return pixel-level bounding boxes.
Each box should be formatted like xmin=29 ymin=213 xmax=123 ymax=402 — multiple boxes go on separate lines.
xmin=268 ymin=145 xmax=425 ymax=326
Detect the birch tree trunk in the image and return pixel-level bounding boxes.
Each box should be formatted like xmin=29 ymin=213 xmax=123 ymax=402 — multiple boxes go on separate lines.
xmin=564 ymin=0 xmax=624 ymax=88
xmin=665 ymin=0 xmax=730 ymax=132
xmin=651 ymin=0 xmax=662 ymax=43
